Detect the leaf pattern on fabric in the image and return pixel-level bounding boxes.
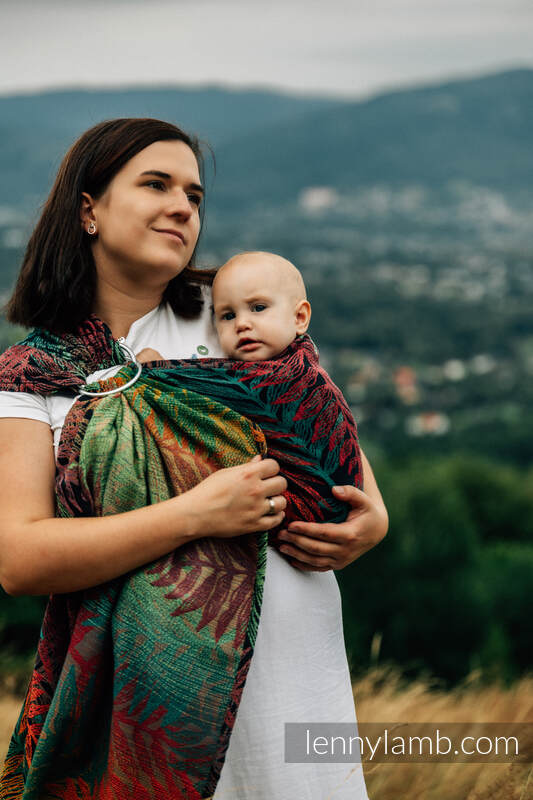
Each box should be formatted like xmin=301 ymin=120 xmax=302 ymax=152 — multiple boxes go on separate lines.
xmin=147 ymin=537 xmax=257 ymax=648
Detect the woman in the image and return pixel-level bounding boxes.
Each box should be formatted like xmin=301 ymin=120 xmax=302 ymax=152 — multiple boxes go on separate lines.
xmin=0 ymin=118 xmax=387 ymax=799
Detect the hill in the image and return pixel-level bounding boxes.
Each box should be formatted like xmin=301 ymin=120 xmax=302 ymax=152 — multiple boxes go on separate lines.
xmin=213 ymin=69 xmax=533 ymax=210
xmin=0 ymin=84 xmax=340 ymax=211
xmin=0 ymin=69 xmax=532 ymax=219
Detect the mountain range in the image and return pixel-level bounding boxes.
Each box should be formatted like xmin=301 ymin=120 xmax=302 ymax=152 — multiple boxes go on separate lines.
xmin=0 ymin=68 xmax=531 ymax=220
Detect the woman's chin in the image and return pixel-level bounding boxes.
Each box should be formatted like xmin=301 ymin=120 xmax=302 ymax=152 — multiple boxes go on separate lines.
xmin=132 ymin=255 xmax=190 ymax=285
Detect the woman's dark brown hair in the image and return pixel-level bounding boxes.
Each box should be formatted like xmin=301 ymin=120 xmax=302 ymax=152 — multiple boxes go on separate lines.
xmin=5 ymin=118 xmax=215 ymax=333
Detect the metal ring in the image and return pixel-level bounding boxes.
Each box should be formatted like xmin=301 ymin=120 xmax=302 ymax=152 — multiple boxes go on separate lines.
xmin=267 ymin=497 xmax=276 ymax=516
xmin=78 ymin=337 xmax=143 ymax=397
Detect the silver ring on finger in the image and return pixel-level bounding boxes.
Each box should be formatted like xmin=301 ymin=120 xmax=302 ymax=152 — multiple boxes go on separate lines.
xmin=266 ymin=497 xmax=277 ymax=516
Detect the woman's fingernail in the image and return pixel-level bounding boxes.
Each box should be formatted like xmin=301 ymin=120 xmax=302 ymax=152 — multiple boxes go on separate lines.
xmin=333 ymin=486 xmax=345 ymax=495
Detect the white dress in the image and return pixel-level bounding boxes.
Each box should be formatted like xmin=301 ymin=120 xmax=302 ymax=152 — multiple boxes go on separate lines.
xmin=0 ymin=295 xmax=368 ymax=800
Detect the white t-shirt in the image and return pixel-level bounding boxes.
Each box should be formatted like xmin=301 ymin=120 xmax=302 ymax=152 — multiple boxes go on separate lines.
xmin=0 ymin=295 xmax=368 ymax=800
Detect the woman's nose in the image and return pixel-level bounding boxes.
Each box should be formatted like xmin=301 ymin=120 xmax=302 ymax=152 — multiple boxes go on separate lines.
xmin=165 ymin=189 xmax=192 ymax=220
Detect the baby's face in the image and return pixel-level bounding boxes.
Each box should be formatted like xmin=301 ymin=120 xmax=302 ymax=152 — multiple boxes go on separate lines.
xmin=212 ymin=255 xmax=305 ymax=361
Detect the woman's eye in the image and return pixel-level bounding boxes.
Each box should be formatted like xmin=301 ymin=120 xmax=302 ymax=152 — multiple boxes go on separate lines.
xmin=188 ymin=194 xmax=202 ymax=207
xmin=146 ymin=180 xmax=166 ymax=191
xmin=221 ymin=311 xmax=235 ymax=321
xmin=252 ymin=304 xmax=267 ymax=312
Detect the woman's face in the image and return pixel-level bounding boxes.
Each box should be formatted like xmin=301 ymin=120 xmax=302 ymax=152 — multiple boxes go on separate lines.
xmin=85 ymin=140 xmax=203 ymax=289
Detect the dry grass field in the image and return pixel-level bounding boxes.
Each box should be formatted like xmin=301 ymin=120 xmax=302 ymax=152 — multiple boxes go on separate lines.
xmin=0 ymin=667 xmax=531 ymax=798
xmin=355 ymin=668 xmax=533 ymax=799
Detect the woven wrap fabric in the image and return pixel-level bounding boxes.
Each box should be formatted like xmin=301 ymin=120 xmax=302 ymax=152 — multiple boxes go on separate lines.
xmin=0 ymin=315 xmax=362 ymax=800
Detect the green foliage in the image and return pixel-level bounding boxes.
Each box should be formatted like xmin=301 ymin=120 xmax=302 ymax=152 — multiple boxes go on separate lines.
xmin=338 ymin=453 xmax=533 ymax=686
xmin=478 ymin=542 xmax=533 ymax=678
xmin=0 ymin=320 xmax=27 ymax=351
xmin=444 ymin=457 xmax=533 ymax=544
xmin=0 ymin=592 xmax=47 ymax=670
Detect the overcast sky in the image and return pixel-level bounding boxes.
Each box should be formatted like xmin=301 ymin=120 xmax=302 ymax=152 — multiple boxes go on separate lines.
xmin=1 ymin=0 xmax=532 ymax=98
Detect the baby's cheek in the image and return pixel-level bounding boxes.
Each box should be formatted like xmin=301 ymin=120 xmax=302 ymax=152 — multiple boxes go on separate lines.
xmin=216 ymin=330 xmax=234 ymax=358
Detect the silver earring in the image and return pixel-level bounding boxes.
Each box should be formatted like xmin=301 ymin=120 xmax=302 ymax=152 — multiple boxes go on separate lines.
xmin=88 ymin=222 xmax=96 ymax=235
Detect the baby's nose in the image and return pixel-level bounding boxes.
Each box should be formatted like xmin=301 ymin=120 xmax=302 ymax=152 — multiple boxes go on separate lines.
xmin=236 ymin=315 xmax=252 ymax=330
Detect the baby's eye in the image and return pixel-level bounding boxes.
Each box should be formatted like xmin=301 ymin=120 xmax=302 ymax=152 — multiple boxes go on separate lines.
xmin=220 ymin=311 xmax=235 ymax=321
xmin=252 ymin=304 xmax=267 ymax=312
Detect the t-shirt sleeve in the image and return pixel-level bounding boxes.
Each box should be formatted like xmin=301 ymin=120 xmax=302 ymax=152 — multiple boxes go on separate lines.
xmin=0 ymin=390 xmax=51 ymax=425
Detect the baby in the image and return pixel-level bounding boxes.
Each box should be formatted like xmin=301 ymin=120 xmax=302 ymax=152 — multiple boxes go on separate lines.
xmin=211 ymin=251 xmax=311 ymax=360
xmin=135 ymin=250 xmax=363 ymax=526
xmin=136 ymin=251 xmax=311 ymax=362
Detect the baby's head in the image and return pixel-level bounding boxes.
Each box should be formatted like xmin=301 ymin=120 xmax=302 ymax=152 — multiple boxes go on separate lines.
xmin=212 ymin=251 xmax=311 ymax=361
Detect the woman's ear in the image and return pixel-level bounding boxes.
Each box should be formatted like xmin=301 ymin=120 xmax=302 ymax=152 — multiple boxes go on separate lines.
xmin=80 ymin=192 xmax=96 ymax=233
xmin=295 ymin=300 xmax=311 ymax=335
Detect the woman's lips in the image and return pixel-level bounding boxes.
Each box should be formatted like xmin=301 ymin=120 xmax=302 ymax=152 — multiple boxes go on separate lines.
xmin=154 ymin=228 xmax=185 ymax=245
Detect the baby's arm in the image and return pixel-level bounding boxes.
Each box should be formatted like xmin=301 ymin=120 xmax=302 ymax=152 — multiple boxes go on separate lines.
xmin=136 ymin=348 xmax=164 ymax=363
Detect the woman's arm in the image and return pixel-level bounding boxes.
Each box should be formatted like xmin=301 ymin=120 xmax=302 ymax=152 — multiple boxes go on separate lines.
xmin=276 ymin=447 xmax=388 ymax=572
xmin=0 ymin=419 xmax=287 ymax=596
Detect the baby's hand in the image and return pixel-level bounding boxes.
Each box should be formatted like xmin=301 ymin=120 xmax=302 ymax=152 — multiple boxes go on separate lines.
xmin=136 ymin=347 xmax=164 ymax=363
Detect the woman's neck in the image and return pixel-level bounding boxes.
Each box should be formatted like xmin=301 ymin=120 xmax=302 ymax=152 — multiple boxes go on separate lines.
xmin=92 ymin=278 xmax=165 ymax=340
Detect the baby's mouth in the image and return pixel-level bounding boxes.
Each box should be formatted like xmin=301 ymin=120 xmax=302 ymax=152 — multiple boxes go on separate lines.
xmin=237 ymin=338 xmax=261 ymax=351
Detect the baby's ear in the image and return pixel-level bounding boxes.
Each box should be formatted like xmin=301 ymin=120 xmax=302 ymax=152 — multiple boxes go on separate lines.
xmin=295 ymin=300 xmax=311 ymax=334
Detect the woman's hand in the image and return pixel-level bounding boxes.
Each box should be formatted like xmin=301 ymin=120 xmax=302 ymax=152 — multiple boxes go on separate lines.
xmin=276 ymin=449 xmax=388 ymax=572
xmin=180 ymin=455 xmax=287 ymax=540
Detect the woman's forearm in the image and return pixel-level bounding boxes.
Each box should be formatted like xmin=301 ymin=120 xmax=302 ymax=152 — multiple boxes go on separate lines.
xmin=0 ymin=421 xmax=286 ymax=597
xmin=3 ymin=493 xmax=201 ymax=596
